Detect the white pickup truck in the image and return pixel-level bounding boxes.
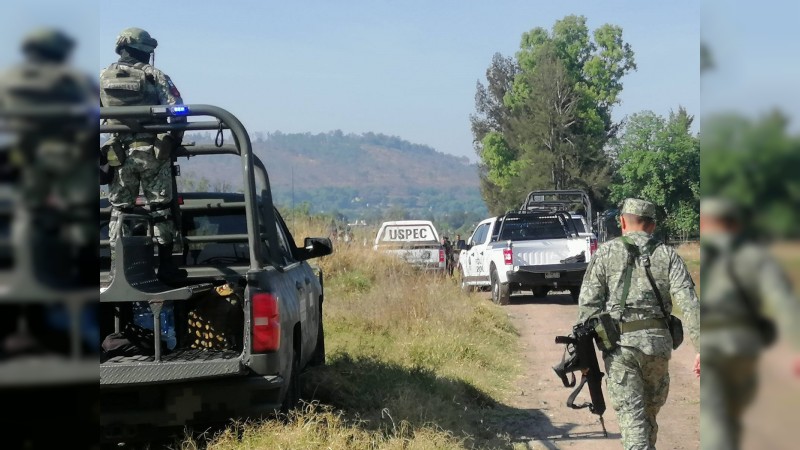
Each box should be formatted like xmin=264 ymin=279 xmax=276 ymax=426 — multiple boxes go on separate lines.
xmin=373 ymin=220 xmax=445 ymax=272
xmin=458 ymin=211 xmax=597 ymax=304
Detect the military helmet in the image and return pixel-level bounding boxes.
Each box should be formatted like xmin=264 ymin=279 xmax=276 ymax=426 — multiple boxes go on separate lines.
xmin=114 ymin=27 xmax=158 ymax=55
xmin=21 ymin=27 xmax=75 ymax=58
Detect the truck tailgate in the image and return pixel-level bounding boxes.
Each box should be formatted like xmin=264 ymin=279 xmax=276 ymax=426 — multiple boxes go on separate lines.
xmin=101 ymin=349 xmax=245 ymax=385
xmin=508 ymin=239 xmax=586 ymax=266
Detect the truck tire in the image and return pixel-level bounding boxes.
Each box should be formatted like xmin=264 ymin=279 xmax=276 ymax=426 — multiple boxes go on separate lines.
xmin=280 ymin=346 xmax=302 ymax=413
xmin=459 ymin=266 xmax=473 ymax=293
xmin=569 ymin=287 xmax=581 ymax=303
xmin=490 ymin=268 xmax=510 ymax=305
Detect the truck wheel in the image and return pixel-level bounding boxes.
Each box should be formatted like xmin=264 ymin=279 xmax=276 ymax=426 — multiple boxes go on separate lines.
xmin=280 ymin=347 xmax=302 ymax=413
xmin=459 ymin=267 xmax=473 ymax=293
xmin=491 ymin=268 xmax=510 ymax=305
xmin=569 ymin=287 xmax=581 ymax=303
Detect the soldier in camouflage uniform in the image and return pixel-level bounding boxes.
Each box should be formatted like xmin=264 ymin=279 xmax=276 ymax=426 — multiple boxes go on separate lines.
xmin=100 ymin=27 xmax=186 ymax=281
xmin=577 ymin=198 xmax=701 ymax=450
xmin=0 ymin=27 xmax=98 ymax=286
xmin=699 ymin=197 xmax=800 ymax=449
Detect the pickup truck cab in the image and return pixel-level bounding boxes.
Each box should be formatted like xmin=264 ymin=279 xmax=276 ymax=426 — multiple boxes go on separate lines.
xmin=99 ymin=105 xmax=331 ymax=443
xmin=459 ymin=210 xmax=597 ymax=304
xmin=372 ymin=220 xmax=445 ymax=272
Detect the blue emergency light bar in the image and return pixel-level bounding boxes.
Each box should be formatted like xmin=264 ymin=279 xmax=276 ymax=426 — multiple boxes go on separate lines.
xmin=150 ymin=105 xmax=190 ymax=117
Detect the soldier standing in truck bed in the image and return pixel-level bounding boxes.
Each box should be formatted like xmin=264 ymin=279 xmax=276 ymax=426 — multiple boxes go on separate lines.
xmin=100 ymin=27 xmax=186 ymax=282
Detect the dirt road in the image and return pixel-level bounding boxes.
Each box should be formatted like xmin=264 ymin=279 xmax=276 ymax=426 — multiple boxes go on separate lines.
xmin=498 ymin=292 xmax=700 ymax=449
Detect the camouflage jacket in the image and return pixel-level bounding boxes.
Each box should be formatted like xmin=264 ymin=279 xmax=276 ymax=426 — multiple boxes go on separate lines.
xmin=578 ymin=231 xmax=701 ymax=358
xmin=701 ymin=235 xmax=800 ymax=356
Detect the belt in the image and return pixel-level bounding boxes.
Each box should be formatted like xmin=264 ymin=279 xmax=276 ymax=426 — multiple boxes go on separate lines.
xmin=701 ymin=318 xmax=754 ymax=331
xmin=619 ymin=318 xmax=668 ymax=333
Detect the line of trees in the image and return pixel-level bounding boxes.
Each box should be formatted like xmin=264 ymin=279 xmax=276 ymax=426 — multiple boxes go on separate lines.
xmin=472 ymin=15 xmax=700 ymax=239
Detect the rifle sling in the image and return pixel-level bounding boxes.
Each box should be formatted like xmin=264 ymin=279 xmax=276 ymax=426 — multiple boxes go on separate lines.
xmin=566 ymin=375 xmax=593 ymax=411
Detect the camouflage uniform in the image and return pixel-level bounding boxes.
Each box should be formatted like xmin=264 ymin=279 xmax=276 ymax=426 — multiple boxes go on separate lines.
xmin=699 ymin=198 xmax=800 ymax=449
xmin=101 ymin=28 xmax=184 ymax=256
xmin=578 ymin=198 xmax=701 ymax=450
xmin=0 ymin=28 xmax=98 ymax=286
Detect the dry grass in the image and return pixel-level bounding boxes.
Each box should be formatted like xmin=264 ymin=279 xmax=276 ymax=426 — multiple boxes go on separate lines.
xmin=184 ymin=214 xmax=521 ymax=449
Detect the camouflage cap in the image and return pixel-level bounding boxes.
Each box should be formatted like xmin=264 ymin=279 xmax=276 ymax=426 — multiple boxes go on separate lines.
xmin=620 ymin=198 xmax=656 ymax=219
xmin=115 ymin=27 xmax=158 ymax=55
xmin=700 ymin=197 xmax=741 ymax=221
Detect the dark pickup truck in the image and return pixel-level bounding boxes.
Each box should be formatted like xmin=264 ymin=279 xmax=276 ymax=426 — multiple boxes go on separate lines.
xmin=99 ymin=105 xmax=331 ymax=443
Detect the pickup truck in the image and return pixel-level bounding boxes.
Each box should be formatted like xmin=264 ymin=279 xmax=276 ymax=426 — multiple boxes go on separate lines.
xmin=372 ymin=220 xmax=445 ymax=272
xmin=458 ymin=210 xmax=597 ymax=305
xmin=99 ymin=105 xmax=331 ymax=443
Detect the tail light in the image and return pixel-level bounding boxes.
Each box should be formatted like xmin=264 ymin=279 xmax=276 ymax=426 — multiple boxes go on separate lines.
xmin=589 ymin=237 xmax=598 ymax=256
xmin=503 ymin=245 xmax=513 ymax=265
xmin=252 ymin=292 xmax=280 ymax=352
xmin=439 ymin=249 xmax=445 ymax=263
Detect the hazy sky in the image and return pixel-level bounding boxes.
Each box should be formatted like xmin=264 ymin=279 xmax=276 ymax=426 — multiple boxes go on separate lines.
xmin=701 ymin=0 xmax=800 ymax=126
xmin=4 ymin=1 xmax=700 ymax=160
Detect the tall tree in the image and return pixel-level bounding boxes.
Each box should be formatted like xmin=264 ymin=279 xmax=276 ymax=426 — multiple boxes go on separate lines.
xmin=472 ymin=15 xmax=635 ymax=214
xmin=701 ymin=111 xmax=800 ymax=237
xmin=471 ymin=54 xmax=520 ymax=215
xmin=609 ymin=108 xmax=700 ymax=239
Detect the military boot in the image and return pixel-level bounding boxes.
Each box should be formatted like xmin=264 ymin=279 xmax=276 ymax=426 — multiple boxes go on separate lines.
xmin=157 ymin=243 xmax=187 ymax=283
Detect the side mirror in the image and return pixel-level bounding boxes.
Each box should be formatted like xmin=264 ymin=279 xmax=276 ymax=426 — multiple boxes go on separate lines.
xmin=464 ymin=243 xmax=472 ymax=251
xmin=298 ymin=237 xmax=333 ymax=260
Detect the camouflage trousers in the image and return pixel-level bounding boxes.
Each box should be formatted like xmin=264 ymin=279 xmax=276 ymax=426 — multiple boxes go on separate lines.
xmin=604 ymin=346 xmax=670 ymax=450
xmin=15 ymin=138 xmax=97 ymax=247
xmin=108 ymin=144 xmax=175 ymax=250
xmin=700 ymin=354 xmax=758 ymax=450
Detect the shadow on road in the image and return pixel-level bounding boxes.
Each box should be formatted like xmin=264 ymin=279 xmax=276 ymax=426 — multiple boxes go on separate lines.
xmin=492 ymin=406 xmax=621 ymax=449
xmin=301 ymin=354 xmax=613 ymax=448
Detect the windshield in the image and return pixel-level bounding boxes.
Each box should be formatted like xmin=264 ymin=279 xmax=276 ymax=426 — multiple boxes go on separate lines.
xmin=499 ymin=216 xmax=568 ymax=241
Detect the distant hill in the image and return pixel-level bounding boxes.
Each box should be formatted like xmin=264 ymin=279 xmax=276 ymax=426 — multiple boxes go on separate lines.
xmin=178 ymin=130 xmax=488 ymax=229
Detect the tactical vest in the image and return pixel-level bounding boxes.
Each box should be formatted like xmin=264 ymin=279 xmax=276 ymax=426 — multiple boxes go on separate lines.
xmin=99 ymin=62 xmax=159 ymax=107
xmin=1 ymin=62 xmax=89 ymax=111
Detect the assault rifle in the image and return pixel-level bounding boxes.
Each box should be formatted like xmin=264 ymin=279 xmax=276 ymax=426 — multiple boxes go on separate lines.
xmin=553 ymin=319 xmax=608 ymax=437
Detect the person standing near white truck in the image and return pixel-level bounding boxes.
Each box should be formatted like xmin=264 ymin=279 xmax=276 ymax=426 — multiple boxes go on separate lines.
xmin=373 ymin=220 xmax=446 ymax=272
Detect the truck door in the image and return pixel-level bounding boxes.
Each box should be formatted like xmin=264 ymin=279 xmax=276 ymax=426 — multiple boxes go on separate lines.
xmin=465 ymin=222 xmax=489 ymax=278
xmin=268 ymin=209 xmax=317 ymax=362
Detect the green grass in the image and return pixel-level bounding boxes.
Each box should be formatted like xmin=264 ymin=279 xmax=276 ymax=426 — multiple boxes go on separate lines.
xmin=183 ymin=221 xmax=522 ymax=449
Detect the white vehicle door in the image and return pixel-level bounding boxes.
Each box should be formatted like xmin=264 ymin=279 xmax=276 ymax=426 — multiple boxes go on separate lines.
xmin=465 ymin=221 xmax=490 ymax=278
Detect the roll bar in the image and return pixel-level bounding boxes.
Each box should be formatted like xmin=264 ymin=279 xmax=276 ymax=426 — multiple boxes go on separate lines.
xmin=100 ymin=104 xmax=280 ymax=271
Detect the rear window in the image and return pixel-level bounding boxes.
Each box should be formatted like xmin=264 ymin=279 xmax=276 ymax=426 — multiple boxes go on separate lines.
xmin=571 ymin=218 xmax=586 ymax=233
xmin=499 ymin=216 xmax=568 ymax=241
xmin=185 ymin=213 xmax=250 ymax=265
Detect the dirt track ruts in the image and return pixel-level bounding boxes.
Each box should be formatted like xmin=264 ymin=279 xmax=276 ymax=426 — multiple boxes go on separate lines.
xmin=495 ymin=291 xmax=700 ymax=449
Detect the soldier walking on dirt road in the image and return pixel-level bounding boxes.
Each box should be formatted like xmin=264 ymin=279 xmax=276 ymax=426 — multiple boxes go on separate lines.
xmin=577 ymin=198 xmax=701 ymax=449
xmin=698 ymin=197 xmax=800 ymax=449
